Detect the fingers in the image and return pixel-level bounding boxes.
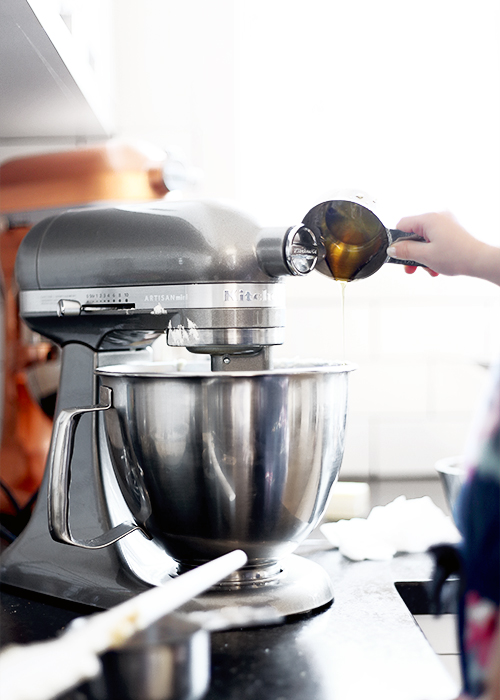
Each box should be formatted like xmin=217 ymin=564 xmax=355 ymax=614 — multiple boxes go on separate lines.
xmin=396 ymin=211 xmax=456 ymax=239
xmin=403 ymin=263 xmax=438 ymax=277
xmin=387 ymin=250 xmax=439 ymax=277
xmin=396 ymin=215 xmax=428 ymax=238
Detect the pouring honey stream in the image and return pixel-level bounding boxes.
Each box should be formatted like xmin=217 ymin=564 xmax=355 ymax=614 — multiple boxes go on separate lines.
xmin=303 ymin=199 xmax=387 ymax=364
xmin=303 ymin=199 xmax=426 ymax=362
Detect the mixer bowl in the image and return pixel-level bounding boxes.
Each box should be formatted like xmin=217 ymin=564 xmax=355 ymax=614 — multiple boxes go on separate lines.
xmin=96 ymin=360 xmax=354 ymax=577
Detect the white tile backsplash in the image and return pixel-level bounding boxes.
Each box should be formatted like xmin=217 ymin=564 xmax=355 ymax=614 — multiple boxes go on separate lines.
xmin=377 ymin=302 xmax=490 ymax=361
xmin=348 ymin=360 xmax=429 ymax=415
xmin=375 ymin=415 xmax=473 ymax=478
xmin=428 ymin=361 xmax=490 ymax=414
xmin=276 ymin=267 xmax=500 ymax=479
xmin=339 ymin=416 xmax=371 ymax=480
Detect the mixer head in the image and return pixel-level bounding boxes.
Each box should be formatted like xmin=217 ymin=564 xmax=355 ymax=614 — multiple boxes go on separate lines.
xmin=15 ymin=200 xmax=319 ymax=370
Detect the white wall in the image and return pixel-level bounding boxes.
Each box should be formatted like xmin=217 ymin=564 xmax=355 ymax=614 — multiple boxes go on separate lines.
xmin=232 ymin=0 xmax=500 ymax=238
xmin=112 ymin=0 xmax=500 ymax=239
xmin=112 ymin=0 xmax=237 ymax=199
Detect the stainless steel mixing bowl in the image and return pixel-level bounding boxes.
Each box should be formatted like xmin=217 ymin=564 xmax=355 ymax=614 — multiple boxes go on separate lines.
xmin=96 ymin=360 xmax=355 ymax=577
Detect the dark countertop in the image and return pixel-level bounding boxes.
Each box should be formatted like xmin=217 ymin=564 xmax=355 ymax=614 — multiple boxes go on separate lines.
xmin=1 ymin=544 xmax=460 ymax=700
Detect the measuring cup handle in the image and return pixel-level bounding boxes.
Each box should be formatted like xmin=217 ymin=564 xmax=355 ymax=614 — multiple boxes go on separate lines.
xmin=386 ymin=229 xmax=427 ymax=267
xmin=48 ymin=385 xmax=148 ymax=549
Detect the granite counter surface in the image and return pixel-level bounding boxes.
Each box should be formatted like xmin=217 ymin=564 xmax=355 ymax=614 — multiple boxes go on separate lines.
xmin=1 ymin=546 xmax=460 ymax=700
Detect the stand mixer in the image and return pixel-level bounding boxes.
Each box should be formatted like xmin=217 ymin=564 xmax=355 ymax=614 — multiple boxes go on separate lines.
xmin=0 ymin=199 xmax=354 ymax=617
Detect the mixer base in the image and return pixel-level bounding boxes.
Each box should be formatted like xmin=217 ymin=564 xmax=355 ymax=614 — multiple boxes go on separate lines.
xmin=177 ymin=554 xmax=334 ymax=619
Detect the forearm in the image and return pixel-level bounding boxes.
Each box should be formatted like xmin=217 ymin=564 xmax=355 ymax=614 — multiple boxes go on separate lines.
xmin=468 ymin=241 xmax=500 ymax=286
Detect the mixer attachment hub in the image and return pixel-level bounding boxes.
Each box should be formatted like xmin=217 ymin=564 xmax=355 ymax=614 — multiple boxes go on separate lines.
xmin=210 ymin=347 xmax=272 ymax=371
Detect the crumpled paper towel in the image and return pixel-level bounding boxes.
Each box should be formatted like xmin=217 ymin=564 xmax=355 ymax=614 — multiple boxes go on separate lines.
xmin=320 ymin=495 xmax=461 ymax=561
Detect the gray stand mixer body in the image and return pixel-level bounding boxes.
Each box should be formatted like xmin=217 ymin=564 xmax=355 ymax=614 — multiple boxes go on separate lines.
xmin=0 ymin=200 xmax=351 ymax=616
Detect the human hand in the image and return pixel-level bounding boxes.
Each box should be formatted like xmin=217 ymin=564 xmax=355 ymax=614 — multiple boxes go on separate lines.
xmin=387 ymin=212 xmax=483 ymax=277
xmin=386 ymin=212 xmax=500 ymax=287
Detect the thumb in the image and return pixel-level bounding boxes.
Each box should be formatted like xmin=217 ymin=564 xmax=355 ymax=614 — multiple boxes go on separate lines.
xmin=387 ymin=239 xmax=427 ymax=264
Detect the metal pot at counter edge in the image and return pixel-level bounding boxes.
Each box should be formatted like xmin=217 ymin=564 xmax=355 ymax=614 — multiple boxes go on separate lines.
xmin=435 ymin=455 xmax=466 ymax=523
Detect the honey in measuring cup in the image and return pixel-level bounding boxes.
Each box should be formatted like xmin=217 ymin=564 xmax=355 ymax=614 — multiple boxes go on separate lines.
xmin=303 ymin=200 xmax=389 ymax=282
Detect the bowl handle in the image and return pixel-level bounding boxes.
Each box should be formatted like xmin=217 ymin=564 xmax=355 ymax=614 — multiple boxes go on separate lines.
xmin=47 ymin=385 xmax=149 ymax=549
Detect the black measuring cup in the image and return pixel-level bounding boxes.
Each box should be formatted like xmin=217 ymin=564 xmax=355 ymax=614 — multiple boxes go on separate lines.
xmin=303 ymin=200 xmax=425 ymax=282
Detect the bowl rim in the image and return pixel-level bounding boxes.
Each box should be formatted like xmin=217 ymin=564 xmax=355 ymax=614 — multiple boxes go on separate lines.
xmin=96 ymin=359 xmax=357 ymax=378
xmin=435 ymin=455 xmax=466 ymax=476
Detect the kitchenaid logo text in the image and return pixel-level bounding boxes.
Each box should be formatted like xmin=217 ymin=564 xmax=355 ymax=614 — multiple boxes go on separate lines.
xmin=144 ymin=293 xmax=187 ymax=302
xmin=223 ymin=288 xmax=277 ymax=303
xmin=138 ymin=285 xmax=282 ymax=307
